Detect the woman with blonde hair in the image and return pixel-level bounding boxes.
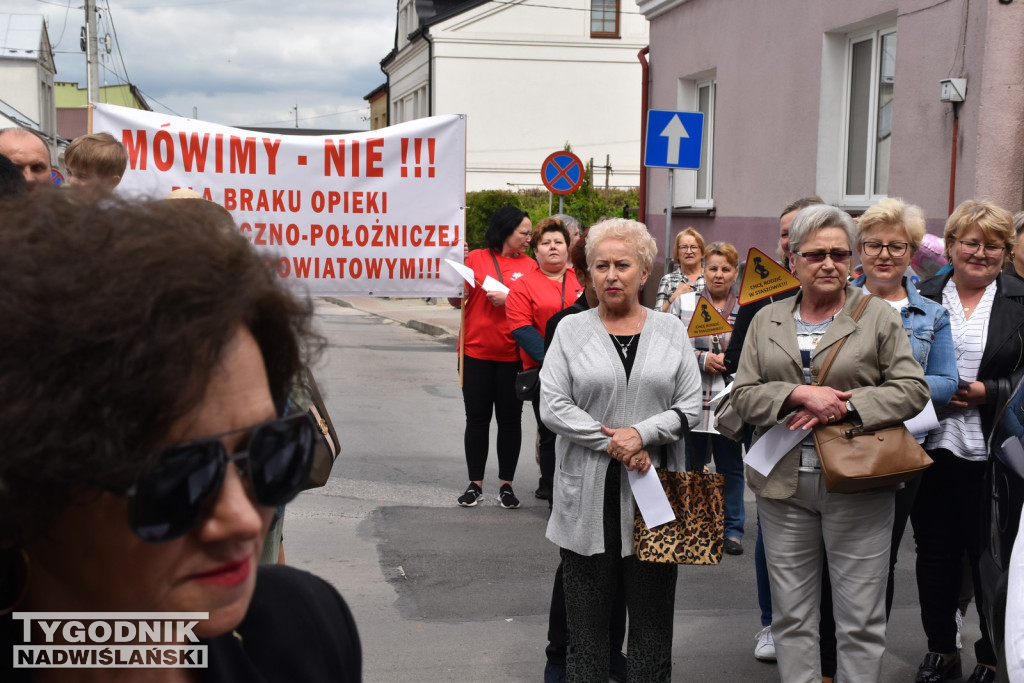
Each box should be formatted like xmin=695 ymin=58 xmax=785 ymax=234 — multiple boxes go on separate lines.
xmin=541 ymin=217 xmax=701 ymax=681
xmin=669 ymin=240 xmax=745 ymax=554
xmin=912 ymin=199 xmax=1024 ymax=683
xmin=656 ymin=227 xmax=705 ymax=311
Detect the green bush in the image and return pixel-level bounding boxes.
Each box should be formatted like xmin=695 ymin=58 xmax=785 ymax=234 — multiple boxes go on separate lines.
xmin=464 ymin=184 xmax=640 ymax=251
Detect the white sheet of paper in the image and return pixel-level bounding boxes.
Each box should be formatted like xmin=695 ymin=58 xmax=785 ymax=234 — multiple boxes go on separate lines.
xmin=627 ymin=465 xmax=676 ymax=528
xmin=1001 ymin=436 xmax=1024 ymax=481
xmin=678 ymin=291 xmax=697 ymax=313
xmin=482 ymin=275 xmax=509 ymax=295
xmin=709 ymin=381 xmax=732 ymax=408
xmin=445 ymin=258 xmax=476 ymax=287
xmin=745 ymin=421 xmax=806 ymax=477
xmin=904 ymin=400 xmax=940 ymax=435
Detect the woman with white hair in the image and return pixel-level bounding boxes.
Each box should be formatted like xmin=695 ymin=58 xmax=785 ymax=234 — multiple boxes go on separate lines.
xmin=540 ymin=217 xmax=701 ymax=681
xmin=732 ymin=203 xmax=929 ymax=682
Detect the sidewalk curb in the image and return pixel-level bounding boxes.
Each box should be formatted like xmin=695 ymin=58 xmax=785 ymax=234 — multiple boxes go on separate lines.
xmin=322 ymin=297 xmax=457 ymax=342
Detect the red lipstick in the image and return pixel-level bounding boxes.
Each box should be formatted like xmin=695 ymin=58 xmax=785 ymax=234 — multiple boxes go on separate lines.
xmin=190 ymin=557 xmax=251 ymax=587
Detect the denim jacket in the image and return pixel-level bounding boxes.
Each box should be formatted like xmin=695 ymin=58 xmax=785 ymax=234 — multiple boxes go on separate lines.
xmin=852 ymin=274 xmax=958 ymax=407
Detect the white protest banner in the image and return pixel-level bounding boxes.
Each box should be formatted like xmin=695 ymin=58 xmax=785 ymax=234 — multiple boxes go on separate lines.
xmin=92 ymin=103 xmax=466 ymax=297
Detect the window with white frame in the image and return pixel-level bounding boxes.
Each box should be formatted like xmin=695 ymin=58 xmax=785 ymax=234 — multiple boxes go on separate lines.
xmin=672 ymin=74 xmax=715 ymax=209
xmin=843 ymin=27 xmax=895 ymax=202
xmin=695 ymin=78 xmax=715 ymax=204
xmin=591 ymin=0 xmax=620 ymax=38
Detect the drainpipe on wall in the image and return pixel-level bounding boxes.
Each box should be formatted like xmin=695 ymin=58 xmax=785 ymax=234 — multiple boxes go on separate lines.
xmin=425 ymin=29 xmax=434 ymax=116
xmin=948 ymin=102 xmax=959 ymax=216
xmin=638 ymin=46 xmax=650 ymax=223
xmin=379 ymin=60 xmax=390 ymax=127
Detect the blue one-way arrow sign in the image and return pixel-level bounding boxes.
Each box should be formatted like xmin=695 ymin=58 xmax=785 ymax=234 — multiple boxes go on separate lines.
xmin=644 ymin=110 xmax=704 ymax=170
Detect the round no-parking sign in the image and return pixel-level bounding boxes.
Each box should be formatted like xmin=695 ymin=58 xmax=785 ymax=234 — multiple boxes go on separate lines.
xmin=541 ymin=151 xmax=584 ymax=196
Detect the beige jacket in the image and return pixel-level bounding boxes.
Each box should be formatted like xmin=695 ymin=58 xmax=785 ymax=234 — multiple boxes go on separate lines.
xmin=732 ymin=285 xmax=929 ymax=499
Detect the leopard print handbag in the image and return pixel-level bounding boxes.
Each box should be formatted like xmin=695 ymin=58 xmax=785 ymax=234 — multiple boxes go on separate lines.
xmin=633 ymin=431 xmax=725 ymax=565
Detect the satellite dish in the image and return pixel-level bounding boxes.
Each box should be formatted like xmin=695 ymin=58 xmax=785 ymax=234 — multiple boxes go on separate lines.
xmin=104 ymin=34 xmax=112 ymax=54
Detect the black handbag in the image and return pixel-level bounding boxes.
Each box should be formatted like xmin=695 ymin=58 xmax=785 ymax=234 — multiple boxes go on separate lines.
xmin=515 ymin=367 xmax=540 ymax=402
xmin=301 ymin=370 xmax=341 ymax=490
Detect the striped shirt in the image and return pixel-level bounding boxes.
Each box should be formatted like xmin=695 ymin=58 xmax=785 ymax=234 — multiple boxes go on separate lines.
xmin=924 ymin=278 xmax=996 ymax=461
xmin=794 ymin=310 xmax=834 ymax=470
xmin=655 ymin=269 xmax=706 ymax=309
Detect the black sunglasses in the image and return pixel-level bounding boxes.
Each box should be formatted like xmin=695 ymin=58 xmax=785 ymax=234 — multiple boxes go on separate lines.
xmin=124 ymin=413 xmax=316 ymax=543
xmin=793 ymin=250 xmax=853 ymax=264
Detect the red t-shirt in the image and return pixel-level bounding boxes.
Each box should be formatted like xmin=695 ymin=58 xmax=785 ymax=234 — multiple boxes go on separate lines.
xmin=460 ymin=249 xmax=538 ymax=362
xmin=505 ymin=268 xmax=583 ymax=369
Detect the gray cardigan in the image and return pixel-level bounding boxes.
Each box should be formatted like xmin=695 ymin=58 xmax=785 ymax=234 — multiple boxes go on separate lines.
xmin=540 ymin=308 xmax=702 ymax=557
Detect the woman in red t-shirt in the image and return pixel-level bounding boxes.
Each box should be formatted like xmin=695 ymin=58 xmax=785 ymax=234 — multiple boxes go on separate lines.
xmin=456 ymin=206 xmax=538 ymax=510
xmin=505 ymin=218 xmax=583 ymax=503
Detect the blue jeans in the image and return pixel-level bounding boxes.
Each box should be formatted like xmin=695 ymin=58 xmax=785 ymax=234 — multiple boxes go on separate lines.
xmin=690 ymin=431 xmax=745 ymax=540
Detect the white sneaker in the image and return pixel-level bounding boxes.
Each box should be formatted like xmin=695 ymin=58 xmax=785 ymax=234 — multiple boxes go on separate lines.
xmin=955 ymin=609 xmax=963 ymax=650
xmin=754 ymin=625 xmax=776 ymax=662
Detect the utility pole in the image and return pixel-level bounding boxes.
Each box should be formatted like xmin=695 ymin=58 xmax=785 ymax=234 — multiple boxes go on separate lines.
xmin=294 ymin=104 xmax=299 ymax=129
xmin=85 ymin=0 xmax=100 ymax=104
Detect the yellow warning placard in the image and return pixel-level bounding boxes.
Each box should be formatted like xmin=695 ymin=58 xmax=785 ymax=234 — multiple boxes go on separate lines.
xmin=738 ymin=248 xmax=800 ymax=305
xmin=687 ymin=297 xmax=734 ymax=338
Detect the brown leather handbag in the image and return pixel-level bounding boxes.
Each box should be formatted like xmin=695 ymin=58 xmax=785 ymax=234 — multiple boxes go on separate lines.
xmin=811 ymin=295 xmax=932 ymax=493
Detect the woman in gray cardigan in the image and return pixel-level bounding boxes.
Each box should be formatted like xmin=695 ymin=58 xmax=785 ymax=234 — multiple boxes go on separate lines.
xmin=540 ymin=218 xmax=702 ymax=682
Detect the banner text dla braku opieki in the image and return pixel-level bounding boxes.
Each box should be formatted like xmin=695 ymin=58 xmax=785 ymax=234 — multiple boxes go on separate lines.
xmin=93 ymin=103 xmax=466 ymax=297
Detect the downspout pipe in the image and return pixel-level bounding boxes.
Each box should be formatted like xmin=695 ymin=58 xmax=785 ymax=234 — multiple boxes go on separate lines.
xmin=949 ymin=103 xmax=959 ymax=216
xmin=379 ymin=59 xmax=390 ymax=126
xmin=638 ymin=46 xmax=650 ymax=224
xmin=425 ymin=28 xmax=434 ymax=116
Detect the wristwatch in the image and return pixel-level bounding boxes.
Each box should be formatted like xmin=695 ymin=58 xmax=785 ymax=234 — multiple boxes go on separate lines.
xmin=846 ymin=400 xmax=856 ymax=415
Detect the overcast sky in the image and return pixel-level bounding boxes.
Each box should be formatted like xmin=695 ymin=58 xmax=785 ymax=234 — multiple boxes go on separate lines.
xmin=10 ymin=0 xmax=395 ymax=131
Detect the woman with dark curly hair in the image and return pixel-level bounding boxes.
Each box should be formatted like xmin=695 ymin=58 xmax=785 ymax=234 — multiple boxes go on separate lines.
xmin=455 ymin=206 xmax=538 ymax=508
xmin=0 ymin=188 xmax=360 ymax=681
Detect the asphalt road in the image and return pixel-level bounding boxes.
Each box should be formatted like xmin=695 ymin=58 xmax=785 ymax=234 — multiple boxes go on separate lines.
xmin=282 ymin=300 xmax=981 ymax=682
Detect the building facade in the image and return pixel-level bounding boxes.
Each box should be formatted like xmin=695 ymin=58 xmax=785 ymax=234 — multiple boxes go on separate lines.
xmin=0 ymin=14 xmax=57 ymax=155
xmin=382 ymin=0 xmax=650 ymax=192
xmin=636 ymin=0 xmax=1024 ymax=268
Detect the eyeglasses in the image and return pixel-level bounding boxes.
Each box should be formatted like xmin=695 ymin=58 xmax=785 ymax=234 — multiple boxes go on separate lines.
xmin=123 ymin=413 xmax=316 ymax=542
xmin=678 ymin=245 xmax=701 ymax=252
xmin=957 ymin=239 xmax=1006 ymax=257
xmin=861 ymin=241 xmax=909 ymax=257
xmin=793 ymin=250 xmax=853 ymax=264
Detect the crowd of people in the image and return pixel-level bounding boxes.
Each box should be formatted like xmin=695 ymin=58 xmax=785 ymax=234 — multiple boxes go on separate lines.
xmin=4 ymin=123 xmax=1024 ymax=681
xmin=455 ymin=198 xmax=1024 ymax=683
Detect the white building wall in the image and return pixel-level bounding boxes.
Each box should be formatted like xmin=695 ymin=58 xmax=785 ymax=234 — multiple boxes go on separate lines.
xmin=2 ymin=61 xmax=43 ymax=125
xmin=386 ymin=0 xmax=649 ymax=192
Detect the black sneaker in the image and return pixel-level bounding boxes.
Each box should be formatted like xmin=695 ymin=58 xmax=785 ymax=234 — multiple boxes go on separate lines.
xmin=498 ymin=483 xmax=520 ymax=509
xmin=457 ymin=483 xmax=483 ymax=507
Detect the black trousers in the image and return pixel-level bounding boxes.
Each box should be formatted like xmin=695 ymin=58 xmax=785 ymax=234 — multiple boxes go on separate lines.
xmin=461 ymin=355 xmax=522 ymax=482
xmin=561 ymin=462 xmax=677 ymax=682
xmin=532 ymin=397 xmax=557 ymax=493
xmin=910 ymin=448 xmax=995 ymax=665
xmin=545 ymin=559 xmax=627 ymax=667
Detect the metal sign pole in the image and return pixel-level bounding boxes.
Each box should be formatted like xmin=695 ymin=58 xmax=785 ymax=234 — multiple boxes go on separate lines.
xmin=665 ymin=169 xmax=674 ymax=271
xmin=558 ymin=196 xmax=564 ymax=215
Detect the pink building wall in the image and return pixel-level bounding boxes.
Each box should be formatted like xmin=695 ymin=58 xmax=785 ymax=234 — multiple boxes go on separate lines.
xmin=640 ymin=0 xmax=1022 ymax=286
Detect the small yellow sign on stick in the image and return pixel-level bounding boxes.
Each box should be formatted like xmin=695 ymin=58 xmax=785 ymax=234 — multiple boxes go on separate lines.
xmin=687 ymin=297 xmax=734 ymax=338
xmin=738 ymin=248 xmax=801 ymax=305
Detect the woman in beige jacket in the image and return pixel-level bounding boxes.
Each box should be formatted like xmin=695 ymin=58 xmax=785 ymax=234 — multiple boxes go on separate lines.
xmin=732 ymin=204 xmax=929 ymax=683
